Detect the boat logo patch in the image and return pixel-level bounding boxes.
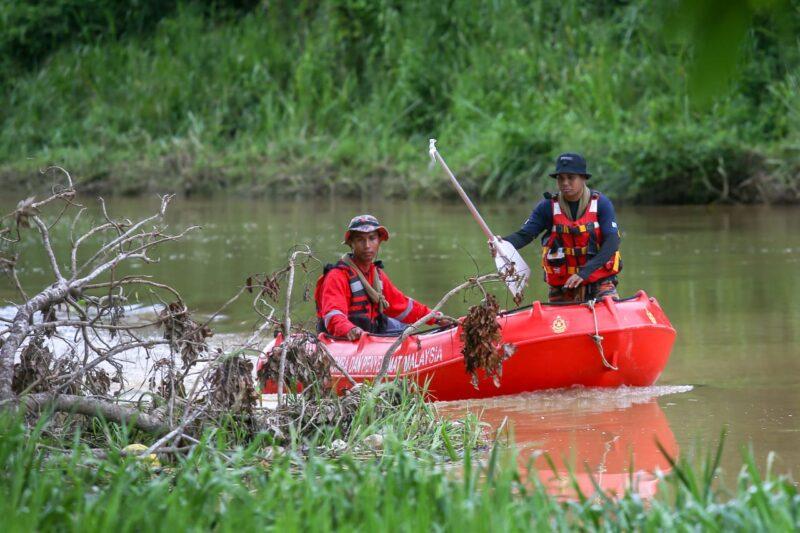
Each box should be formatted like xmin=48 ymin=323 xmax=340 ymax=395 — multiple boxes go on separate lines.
xmin=645 ymin=309 xmax=657 ymax=324
xmin=551 ymin=316 xmax=567 ymax=334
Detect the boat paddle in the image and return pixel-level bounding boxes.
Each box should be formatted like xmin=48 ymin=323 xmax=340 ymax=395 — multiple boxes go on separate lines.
xmin=428 ymin=139 xmax=531 ymax=303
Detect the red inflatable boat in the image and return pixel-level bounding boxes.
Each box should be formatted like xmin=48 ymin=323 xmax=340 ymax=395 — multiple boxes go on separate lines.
xmin=258 ymin=290 xmax=676 ymax=402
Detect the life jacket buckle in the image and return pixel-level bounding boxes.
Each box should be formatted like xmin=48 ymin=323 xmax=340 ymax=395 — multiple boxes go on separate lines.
xmin=546 ymin=247 xmax=566 ymax=266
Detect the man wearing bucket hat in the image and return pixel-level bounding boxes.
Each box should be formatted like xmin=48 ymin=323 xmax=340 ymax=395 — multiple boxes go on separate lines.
xmin=314 ymin=214 xmax=454 ymax=340
xmin=494 ymin=153 xmax=622 ymax=303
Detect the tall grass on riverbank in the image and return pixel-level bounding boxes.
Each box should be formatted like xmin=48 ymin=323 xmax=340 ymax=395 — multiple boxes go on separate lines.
xmin=2 ymin=0 xmax=799 ymax=202
xmin=2 ymin=410 xmax=797 ymax=531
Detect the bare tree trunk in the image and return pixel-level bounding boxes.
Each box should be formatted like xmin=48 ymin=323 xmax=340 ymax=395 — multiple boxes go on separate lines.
xmin=22 ymin=393 xmax=168 ymax=435
xmin=0 ymin=282 xmax=69 ymax=401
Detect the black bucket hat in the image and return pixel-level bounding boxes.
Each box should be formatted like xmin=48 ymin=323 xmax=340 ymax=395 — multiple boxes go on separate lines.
xmin=549 ymin=152 xmax=591 ymax=179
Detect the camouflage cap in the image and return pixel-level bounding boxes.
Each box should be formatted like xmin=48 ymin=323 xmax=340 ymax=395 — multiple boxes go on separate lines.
xmin=343 ymin=214 xmax=389 ymax=244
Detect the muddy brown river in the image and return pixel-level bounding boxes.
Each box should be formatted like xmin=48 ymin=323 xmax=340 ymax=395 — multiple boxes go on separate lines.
xmin=3 ymin=196 xmax=798 ymax=491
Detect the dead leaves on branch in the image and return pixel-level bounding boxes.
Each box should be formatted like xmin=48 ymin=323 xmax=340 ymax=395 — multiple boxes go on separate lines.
xmin=460 ymin=294 xmax=516 ymax=389
xmin=152 ymin=303 xmax=258 ymax=418
xmin=13 ymin=196 xmax=39 ymax=229
xmin=158 ymin=301 xmax=212 ymax=369
xmin=12 ymin=336 xmax=113 ymax=396
xmin=40 ymin=304 xmax=57 ymax=337
xmin=12 ymin=337 xmax=63 ymax=394
xmin=246 ymin=272 xmax=282 ymax=302
xmin=149 ymin=358 xmax=186 ymax=401
xmin=84 ymin=366 xmax=113 ymax=396
xmin=148 ymin=302 xmax=212 ymax=404
xmin=257 ymin=334 xmax=332 ymax=393
xmin=246 ymin=256 xmax=315 ymax=305
xmin=206 ymin=354 xmax=259 ymax=416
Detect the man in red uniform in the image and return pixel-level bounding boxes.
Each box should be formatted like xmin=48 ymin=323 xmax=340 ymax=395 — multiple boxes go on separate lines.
xmin=315 ymin=215 xmax=453 ymax=340
xmin=495 ymin=153 xmax=622 ymax=302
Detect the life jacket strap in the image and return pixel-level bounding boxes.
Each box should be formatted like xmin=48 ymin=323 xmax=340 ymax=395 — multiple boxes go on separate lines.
xmin=341 ymin=254 xmax=389 ymax=314
xmin=564 ymin=246 xmax=589 ymax=257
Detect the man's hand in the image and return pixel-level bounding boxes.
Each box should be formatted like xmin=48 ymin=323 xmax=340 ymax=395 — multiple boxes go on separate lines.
xmin=346 ymin=327 xmax=364 ymax=341
xmin=434 ymin=315 xmax=458 ymax=328
xmin=488 ymin=236 xmax=503 ymax=258
xmin=563 ymin=273 xmax=584 ymax=289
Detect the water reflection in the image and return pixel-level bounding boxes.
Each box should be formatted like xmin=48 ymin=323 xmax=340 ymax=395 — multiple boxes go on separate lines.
xmin=440 ymin=386 xmax=688 ymax=499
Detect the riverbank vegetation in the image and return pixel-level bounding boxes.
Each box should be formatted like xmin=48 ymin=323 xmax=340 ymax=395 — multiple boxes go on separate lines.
xmin=3 ymin=410 xmax=798 ymax=531
xmin=2 ymin=0 xmax=799 ymax=203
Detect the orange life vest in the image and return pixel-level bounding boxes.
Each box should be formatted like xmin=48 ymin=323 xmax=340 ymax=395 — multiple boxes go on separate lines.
xmin=541 ymin=192 xmax=621 ymax=286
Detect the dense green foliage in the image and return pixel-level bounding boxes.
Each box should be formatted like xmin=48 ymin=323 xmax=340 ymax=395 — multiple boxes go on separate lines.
xmin=1 ymin=0 xmax=799 ymax=202
xmin=2 ymin=410 xmax=798 ymax=531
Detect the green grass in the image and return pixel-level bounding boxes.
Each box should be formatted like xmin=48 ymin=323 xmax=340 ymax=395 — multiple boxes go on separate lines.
xmin=2 ymin=406 xmax=798 ymax=532
xmin=271 ymin=380 xmax=486 ymax=455
xmin=1 ymin=0 xmax=799 ymax=202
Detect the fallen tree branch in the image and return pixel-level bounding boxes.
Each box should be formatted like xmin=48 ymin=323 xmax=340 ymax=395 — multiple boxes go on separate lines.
xmin=276 ymin=247 xmax=314 ymax=406
xmin=32 ymin=215 xmax=65 ymax=281
xmin=21 ymin=393 xmax=168 ymax=435
xmin=141 ymin=404 xmax=207 ymax=458
xmin=76 ymin=194 xmax=173 ymax=275
xmin=0 ymin=187 xmax=197 ymax=402
xmin=314 ymin=339 xmax=357 ymax=387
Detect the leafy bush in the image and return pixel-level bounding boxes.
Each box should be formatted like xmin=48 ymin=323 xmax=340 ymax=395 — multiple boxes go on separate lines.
xmin=1 ymin=0 xmax=798 ymax=203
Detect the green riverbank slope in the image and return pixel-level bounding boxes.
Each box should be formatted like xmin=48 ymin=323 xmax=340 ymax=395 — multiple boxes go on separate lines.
xmin=2 ymin=0 xmax=799 ymax=203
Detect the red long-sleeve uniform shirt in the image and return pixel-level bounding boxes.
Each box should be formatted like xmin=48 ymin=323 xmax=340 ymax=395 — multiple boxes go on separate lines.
xmin=316 ymin=263 xmax=435 ymax=337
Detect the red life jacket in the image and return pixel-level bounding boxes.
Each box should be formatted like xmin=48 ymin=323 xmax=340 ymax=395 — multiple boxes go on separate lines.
xmin=313 ymin=259 xmax=386 ymax=334
xmin=541 ymin=191 xmax=622 ymax=287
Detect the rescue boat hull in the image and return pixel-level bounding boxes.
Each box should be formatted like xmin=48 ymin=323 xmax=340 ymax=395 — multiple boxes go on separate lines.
xmin=258 ymin=291 xmax=676 ymax=402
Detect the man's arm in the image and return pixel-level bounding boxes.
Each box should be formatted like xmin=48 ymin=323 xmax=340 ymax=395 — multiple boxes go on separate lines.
xmin=502 ymin=199 xmax=551 ymax=249
xmin=317 ymin=270 xmax=358 ymax=337
xmin=380 ymin=271 xmax=439 ymax=325
xmin=578 ymin=195 xmax=621 ymax=280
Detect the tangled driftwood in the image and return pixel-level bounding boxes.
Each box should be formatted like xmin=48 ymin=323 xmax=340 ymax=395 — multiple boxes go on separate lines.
xmin=257 ymin=333 xmax=332 ymax=393
xmin=0 ymin=173 xmax=427 ymax=459
xmin=256 ymin=383 xmax=402 ymax=442
xmin=1 ymin=171 xmax=505 ymax=461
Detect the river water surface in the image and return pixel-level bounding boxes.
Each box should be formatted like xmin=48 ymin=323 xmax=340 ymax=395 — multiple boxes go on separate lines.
xmin=3 ymin=196 xmax=798 ymax=491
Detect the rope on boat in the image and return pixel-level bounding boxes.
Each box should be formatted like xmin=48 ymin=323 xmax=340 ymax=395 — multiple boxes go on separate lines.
xmin=585 ymin=299 xmax=618 ymax=371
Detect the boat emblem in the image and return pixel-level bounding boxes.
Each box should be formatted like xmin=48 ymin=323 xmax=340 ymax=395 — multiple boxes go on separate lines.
xmin=551 ymin=316 xmax=567 ymax=334
xmin=645 ymin=309 xmax=657 ymax=324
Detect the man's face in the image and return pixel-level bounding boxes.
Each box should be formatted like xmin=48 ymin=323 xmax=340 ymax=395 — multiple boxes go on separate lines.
xmin=348 ymin=231 xmax=382 ymax=263
xmin=556 ymin=173 xmax=588 ymax=201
